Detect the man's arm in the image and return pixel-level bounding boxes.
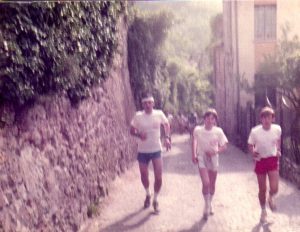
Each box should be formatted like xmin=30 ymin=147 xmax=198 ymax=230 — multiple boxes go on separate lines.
xmin=248 ymin=144 xmax=259 ymax=160
xmin=192 ymin=135 xmax=198 ymax=164
xmin=276 ymin=139 xmax=281 ymax=157
xmin=130 ymin=126 xmax=146 ymax=140
xmin=218 ymin=143 xmax=227 ymax=153
xmin=162 ymin=122 xmax=171 ymax=150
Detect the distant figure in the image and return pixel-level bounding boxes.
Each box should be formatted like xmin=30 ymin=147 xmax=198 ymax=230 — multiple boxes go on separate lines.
xmin=248 ymin=106 xmax=282 ymax=223
xmin=188 ymin=112 xmax=198 ymax=137
xmin=179 ymin=113 xmax=188 ymax=134
xmin=130 ymin=92 xmax=171 ymax=213
xmin=166 ymin=112 xmax=174 ymax=140
xmin=192 ymin=108 xmax=228 ymax=220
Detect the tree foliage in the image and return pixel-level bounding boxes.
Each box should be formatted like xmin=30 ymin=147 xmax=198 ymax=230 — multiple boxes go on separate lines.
xmin=259 ymin=26 xmax=300 ymax=164
xmin=259 ymin=26 xmax=300 ymax=112
xmin=129 ymin=2 xmax=219 ymax=114
xmin=128 ymin=10 xmax=172 ymax=110
xmin=0 ymin=1 xmax=125 ymax=108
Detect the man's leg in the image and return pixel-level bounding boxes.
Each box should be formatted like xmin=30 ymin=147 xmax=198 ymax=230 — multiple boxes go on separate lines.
xmin=139 ymin=161 xmax=151 ymax=208
xmin=152 ymin=157 xmax=162 ymax=211
xmin=257 ymin=173 xmax=267 ymax=222
xmin=267 ymin=170 xmax=279 ymax=211
xmin=199 ymin=168 xmax=210 ymax=219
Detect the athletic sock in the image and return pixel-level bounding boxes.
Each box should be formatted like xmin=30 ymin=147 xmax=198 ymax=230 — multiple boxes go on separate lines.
xmin=145 ymin=188 xmax=150 ymax=196
xmin=153 ymin=192 xmax=159 ymax=202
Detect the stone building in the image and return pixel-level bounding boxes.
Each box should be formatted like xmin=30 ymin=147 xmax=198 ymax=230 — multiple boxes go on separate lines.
xmin=213 ymin=0 xmax=300 ymax=141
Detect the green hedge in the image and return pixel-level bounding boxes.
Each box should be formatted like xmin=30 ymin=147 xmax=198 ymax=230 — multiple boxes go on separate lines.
xmin=0 ymin=1 xmax=125 ymax=107
xmin=128 ymin=11 xmax=172 ymax=110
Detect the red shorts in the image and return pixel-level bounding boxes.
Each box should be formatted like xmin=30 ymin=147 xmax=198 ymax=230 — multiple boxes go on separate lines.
xmin=255 ymin=156 xmax=279 ymax=175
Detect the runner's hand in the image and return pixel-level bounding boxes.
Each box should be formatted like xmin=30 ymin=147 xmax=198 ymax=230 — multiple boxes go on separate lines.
xmin=138 ymin=132 xmax=147 ymax=141
xmin=192 ymin=156 xmax=198 ymax=164
xmin=252 ymin=151 xmax=260 ymax=160
xmin=276 ymin=150 xmax=281 ymax=157
xmin=205 ymin=149 xmax=217 ymax=157
xmin=164 ymin=138 xmax=171 ymax=151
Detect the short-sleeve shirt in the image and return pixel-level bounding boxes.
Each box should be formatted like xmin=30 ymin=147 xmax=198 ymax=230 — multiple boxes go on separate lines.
xmin=131 ymin=110 xmax=168 ymax=153
xmin=193 ymin=126 xmax=228 ymax=156
xmin=248 ymin=124 xmax=281 ymax=158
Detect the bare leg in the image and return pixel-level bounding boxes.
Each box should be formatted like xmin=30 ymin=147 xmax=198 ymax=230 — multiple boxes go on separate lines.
xmin=257 ymin=174 xmax=267 ymax=207
xmin=138 ymin=162 xmax=149 ymax=191
xmin=152 ymin=157 xmax=163 ymax=194
xmin=139 ymin=162 xmax=151 ymax=208
xmin=199 ymin=168 xmax=210 ymax=195
xmin=267 ymin=170 xmax=279 ymax=210
xmin=268 ymin=170 xmax=279 ymax=196
xmin=208 ymin=170 xmax=217 ymax=196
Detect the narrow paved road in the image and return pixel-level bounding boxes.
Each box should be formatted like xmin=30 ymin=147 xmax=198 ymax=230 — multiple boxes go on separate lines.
xmin=80 ymin=134 xmax=300 ymax=232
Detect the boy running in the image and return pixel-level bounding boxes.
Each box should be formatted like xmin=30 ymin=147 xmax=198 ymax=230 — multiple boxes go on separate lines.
xmin=192 ymin=108 xmax=228 ymax=220
xmin=248 ymin=106 xmax=282 ymax=223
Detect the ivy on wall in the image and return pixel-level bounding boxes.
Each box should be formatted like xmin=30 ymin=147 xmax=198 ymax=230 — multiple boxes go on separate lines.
xmin=0 ymin=1 xmax=125 ymax=108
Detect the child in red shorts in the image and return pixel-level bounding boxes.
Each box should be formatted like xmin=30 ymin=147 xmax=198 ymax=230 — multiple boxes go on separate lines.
xmin=248 ymin=107 xmax=282 ymax=223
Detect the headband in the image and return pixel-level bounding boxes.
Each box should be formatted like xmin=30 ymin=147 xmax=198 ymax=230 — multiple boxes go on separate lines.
xmin=142 ymin=96 xmax=154 ymax=103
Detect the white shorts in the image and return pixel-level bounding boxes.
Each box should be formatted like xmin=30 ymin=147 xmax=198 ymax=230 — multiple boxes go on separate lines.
xmin=198 ymin=154 xmax=219 ymax=171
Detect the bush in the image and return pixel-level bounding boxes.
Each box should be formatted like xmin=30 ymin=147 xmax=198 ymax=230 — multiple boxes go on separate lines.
xmin=0 ymin=1 xmax=125 ymax=108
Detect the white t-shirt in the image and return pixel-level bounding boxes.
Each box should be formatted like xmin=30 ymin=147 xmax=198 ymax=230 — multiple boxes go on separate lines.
xmin=193 ymin=126 xmax=228 ymax=156
xmin=131 ymin=109 xmax=168 ymax=153
xmin=248 ymin=124 xmax=281 ymax=158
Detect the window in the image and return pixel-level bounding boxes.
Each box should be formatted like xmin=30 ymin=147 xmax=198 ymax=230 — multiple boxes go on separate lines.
xmin=255 ymin=5 xmax=276 ymax=40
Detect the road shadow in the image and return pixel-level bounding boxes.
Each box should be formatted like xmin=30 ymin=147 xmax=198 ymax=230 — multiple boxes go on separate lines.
xmin=251 ymin=222 xmax=273 ymax=232
xmin=100 ymin=208 xmax=153 ymax=232
xmin=275 ymin=188 xmax=300 ymax=216
xmin=162 ymin=134 xmax=198 ymax=176
xmin=177 ymin=218 xmax=207 ymax=232
xmin=163 ymin=134 xmax=253 ymax=175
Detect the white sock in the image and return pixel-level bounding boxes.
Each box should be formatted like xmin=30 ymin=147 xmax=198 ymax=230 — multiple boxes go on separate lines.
xmin=145 ymin=188 xmax=150 ymax=196
xmin=153 ymin=192 xmax=159 ymax=202
xmin=209 ymin=194 xmax=213 ymax=211
xmin=204 ymin=194 xmax=211 ymax=204
xmin=204 ymin=194 xmax=211 ymax=212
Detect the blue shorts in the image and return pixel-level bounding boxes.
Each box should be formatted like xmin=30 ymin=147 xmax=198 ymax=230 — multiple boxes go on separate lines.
xmin=137 ymin=151 xmax=161 ymax=164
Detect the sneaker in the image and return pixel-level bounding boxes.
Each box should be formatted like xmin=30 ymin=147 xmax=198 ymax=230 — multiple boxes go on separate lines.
xmin=260 ymin=210 xmax=267 ymax=223
xmin=268 ymin=196 xmax=277 ymax=211
xmin=144 ymin=195 xmax=151 ymax=209
xmin=153 ymin=200 xmax=159 ymax=212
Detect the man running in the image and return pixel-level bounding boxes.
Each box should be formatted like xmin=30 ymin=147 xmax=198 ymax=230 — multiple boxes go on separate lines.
xmin=130 ymin=92 xmax=171 ymax=213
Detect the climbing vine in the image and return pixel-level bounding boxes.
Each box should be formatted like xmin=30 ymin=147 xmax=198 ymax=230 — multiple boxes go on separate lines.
xmin=0 ymin=1 xmax=125 ymax=107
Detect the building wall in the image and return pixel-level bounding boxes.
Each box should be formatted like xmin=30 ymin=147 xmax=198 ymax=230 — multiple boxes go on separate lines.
xmin=219 ymin=0 xmax=300 ymax=140
xmin=277 ymin=0 xmax=300 ymax=39
xmin=214 ymin=45 xmax=226 ymax=129
xmin=255 ymin=42 xmax=277 ymax=71
xmin=236 ymin=0 xmax=256 ymax=107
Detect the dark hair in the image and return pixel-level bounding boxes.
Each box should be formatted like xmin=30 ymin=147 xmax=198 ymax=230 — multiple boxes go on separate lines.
xmin=203 ymin=108 xmax=218 ymax=120
xmin=260 ymin=106 xmax=275 ymax=118
xmin=141 ymin=92 xmax=153 ymax=99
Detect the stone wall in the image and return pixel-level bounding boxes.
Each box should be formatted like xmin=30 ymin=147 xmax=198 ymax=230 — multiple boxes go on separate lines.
xmin=0 ymin=18 xmax=137 ymax=232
